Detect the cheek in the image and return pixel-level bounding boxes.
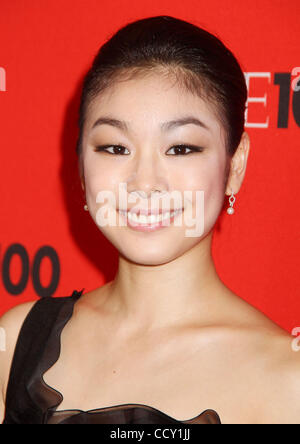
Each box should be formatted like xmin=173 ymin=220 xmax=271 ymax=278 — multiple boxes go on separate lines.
xmin=83 ymin=156 xmax=120 ymax=210
xmin=183 ymin=154 xmax=225 ymax=189
xmin=181 ymin=156 xmax=226 ymax=222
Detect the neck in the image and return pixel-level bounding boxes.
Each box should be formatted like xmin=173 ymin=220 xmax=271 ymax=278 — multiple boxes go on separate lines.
xmin=106 ymin=231 xmax=226 ymax=332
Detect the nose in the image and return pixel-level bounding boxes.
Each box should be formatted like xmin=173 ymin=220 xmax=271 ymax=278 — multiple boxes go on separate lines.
xmin=126 ymin=150 xmax=168 ymax=198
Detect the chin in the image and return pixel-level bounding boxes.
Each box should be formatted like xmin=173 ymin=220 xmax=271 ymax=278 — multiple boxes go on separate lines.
xmin=117 ymin=243 xmax=183 ymax=266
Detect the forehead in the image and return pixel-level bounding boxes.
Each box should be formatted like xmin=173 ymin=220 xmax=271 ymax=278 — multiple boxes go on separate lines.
xmin=84 ymin=72 xmax=224 ymax=141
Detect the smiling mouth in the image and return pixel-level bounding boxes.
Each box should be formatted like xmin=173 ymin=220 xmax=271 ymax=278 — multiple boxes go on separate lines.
xmin=117 ymin=208 xmax=184 ymax=226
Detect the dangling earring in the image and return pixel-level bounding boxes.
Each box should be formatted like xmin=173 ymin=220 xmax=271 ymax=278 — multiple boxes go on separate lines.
xmin=227 ymin=189 xmax=236 ymax=215
xmin=84 ymin=204 xmax=89 ymax=211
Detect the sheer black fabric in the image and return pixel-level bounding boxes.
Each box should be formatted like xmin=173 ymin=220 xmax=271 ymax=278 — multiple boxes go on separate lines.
xmin=2 ymin=290 xmax=221 ymax=424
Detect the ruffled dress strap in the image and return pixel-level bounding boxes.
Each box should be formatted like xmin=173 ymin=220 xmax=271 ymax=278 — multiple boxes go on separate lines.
xmin=3 ymin=290 xmax=84 ymax=424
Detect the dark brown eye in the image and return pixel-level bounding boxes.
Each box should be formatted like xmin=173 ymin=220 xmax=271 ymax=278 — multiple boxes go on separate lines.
xmin=166 ymin=144 xmax=204 ymax=155
xmin=94 ymin=144 xmax=204 ymax=155
xmin=94 ymin=145 xmax=130 ymax=155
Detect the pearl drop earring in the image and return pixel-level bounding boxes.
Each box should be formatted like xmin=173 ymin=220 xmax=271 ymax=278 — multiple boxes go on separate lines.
xmin=227 ymin=190 xmax=236 ymax=215
xmin=84 ymin=204 xmax=88 ymax=211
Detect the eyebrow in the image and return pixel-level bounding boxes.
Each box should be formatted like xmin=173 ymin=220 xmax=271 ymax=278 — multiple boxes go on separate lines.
xmin=90 ymin=115 xmax=210 ymax=132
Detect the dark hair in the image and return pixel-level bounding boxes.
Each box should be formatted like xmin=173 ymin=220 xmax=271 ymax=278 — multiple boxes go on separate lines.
xmin=76 ymin=15 xmax=247 ymax=178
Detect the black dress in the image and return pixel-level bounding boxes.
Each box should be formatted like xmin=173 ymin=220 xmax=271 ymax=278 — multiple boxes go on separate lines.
xmin=2 ymin=290 xmax=221 ymax=424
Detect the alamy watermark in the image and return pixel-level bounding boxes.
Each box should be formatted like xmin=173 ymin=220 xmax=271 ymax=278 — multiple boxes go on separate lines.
xmin=291 ymin=327 xmax=300 ymax=352
xmin=0 ymin=67 xmax=6 ymax=92
xmin=93 ymin=183 xmax=205 ymax=237
xmin=0 ymin=327 xmax=6 ymax=352
xmin=291 ymin=67 xmax=300 ymax=92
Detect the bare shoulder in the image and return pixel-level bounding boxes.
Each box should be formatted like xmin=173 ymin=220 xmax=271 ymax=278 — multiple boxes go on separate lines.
xmin=256 ymin=325 xmax=300 ymax=424
xmin=0 ymin=300 xmax=38 ymax=351
xmin=0 ymin=300 xmax=38 ymax=422
xmin=215 ymin=289 xmax=300 ymax=423
xmin=230 ymin=295 xmax=300 ymax=424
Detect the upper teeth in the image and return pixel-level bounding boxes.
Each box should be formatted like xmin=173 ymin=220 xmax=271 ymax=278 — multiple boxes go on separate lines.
xmin=120 ymin=210 xmax=181 ymax=224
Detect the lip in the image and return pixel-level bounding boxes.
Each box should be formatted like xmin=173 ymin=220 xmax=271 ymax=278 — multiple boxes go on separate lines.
xmin=117 ymin=207 xmax=182 ymax=216
xmin=117 ymin=208 xmax=184 ymax=232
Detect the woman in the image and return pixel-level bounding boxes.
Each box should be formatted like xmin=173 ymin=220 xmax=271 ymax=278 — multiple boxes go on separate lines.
xmin=1 ymin=15 xmax=299 ymax=425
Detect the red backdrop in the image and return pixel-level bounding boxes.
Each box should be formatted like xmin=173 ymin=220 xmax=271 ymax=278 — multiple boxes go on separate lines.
xmin=0 ymin=0 xmax=299 ymax=333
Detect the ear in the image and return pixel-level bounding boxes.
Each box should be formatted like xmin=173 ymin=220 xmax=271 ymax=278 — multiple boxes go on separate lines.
xmin=80 ymin=174 xmax=85 ymax=192
xmin=225 ymin=131 xmax=250 ymax=196
xmin=78 ymin=156 xmax=85 ymax=192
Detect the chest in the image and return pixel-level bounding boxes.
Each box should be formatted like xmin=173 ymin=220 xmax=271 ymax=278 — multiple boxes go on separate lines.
xmin=42 ymin=328 xmax=265 ymax=423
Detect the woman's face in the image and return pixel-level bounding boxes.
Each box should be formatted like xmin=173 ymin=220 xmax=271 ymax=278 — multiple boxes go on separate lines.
xmin=80 ymin=71 xmax=228 ymax=265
